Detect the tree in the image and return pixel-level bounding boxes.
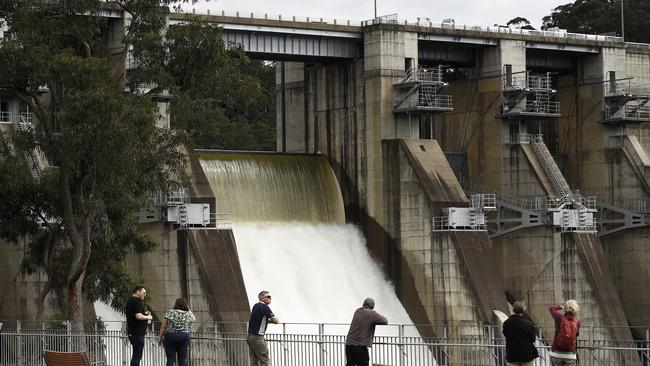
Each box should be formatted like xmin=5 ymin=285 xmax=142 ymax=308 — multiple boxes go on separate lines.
xmin=541 ymin=0 xmax=650 ymax=43
xmin=164 ymin=20 xmax=276 ymax=150
xmin=507 ymin=17 xmax=535 ymax=30
xmin=0 ymin=0 xmax=187 ymax=330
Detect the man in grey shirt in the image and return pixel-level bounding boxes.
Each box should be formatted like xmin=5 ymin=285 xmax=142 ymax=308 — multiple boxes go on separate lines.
xmin=345 ymin=298 xmax=388 ymax=366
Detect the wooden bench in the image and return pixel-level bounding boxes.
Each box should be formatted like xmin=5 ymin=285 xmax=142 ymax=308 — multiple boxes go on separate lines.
xmin=42 ymin=350 xmax=93 ymax=366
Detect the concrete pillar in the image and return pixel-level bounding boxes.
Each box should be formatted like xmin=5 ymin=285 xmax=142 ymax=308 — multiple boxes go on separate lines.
xmin=275 ymin=61 xmax=306 ymax=153
xmin=581 ymin=47 xmax=650 ymax=327
xmin=363 ymin=27 xmax=418 ymax=225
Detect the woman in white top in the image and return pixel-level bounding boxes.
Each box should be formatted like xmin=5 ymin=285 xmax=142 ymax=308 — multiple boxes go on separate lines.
xmin=158 ymin=298 xmax=195 ymax=366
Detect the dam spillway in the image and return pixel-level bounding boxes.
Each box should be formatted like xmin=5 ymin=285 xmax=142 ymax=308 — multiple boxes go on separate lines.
xmin=197 ymin=151 xmax=417 ymax=328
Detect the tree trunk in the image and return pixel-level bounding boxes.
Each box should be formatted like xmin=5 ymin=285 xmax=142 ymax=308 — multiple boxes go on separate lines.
xmin=67 ymin=271 xmax=85 ymax=331
xmin=61 ymin=168 xmax=92 ymax=331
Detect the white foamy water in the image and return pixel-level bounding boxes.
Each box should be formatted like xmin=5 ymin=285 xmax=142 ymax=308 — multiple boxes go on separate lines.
xmin=233 ymin=223 xmax=417 ymax=336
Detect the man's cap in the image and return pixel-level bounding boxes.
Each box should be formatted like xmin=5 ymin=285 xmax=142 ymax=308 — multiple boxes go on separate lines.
xmin=363 ymin=298 xmax=375 ymax=309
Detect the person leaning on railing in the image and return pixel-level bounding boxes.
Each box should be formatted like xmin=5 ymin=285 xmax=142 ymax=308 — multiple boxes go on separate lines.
xmin=247 ymin=290 xmax=279 ymax=366
xmin=158 ymin=298 xmax=195 ymax=366
xmin=345 ymin=298 xmax=388 ymax=366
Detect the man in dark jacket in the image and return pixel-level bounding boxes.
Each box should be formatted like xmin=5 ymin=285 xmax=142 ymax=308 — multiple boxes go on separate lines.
xmin=502 ymin=301 xmax=539 ymax=366
xmin=125 ymin=285 xmax=153 ymax=366
xmin=345 ymin=298 xmax=388 ymax=366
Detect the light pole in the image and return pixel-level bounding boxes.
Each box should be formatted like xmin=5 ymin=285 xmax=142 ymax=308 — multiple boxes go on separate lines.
xmin=374 ymin=0 xmax=377 ymax=19
xmin=621 ymin=0 xmax=625 ymax=40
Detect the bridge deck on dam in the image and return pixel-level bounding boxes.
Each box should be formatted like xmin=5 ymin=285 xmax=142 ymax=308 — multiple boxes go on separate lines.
xmin=165 ymin=10 xmax=650 ymax=60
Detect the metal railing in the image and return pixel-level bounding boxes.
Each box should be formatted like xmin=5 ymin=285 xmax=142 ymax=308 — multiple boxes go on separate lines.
xmin=0 ymin=111 xmax=12 ymax=123
xmin=605 ymin=104 xmax=650 ymax=121
xmin=360 ymin=17 xmax=628 ymax=44
xmin=505 ymin=132 xmax=544 ymax=144
xmin=0 ymin=111 xmax=33 ymax=124
xmin=149 ymin=188 xmax=191 ymax=207
xmin=530 ymin=138 xmax=571 ymax=198
xmin=394 ymin=92 xmax=453 ymax=112
xmin=605 ymin=81 xmax=650 ymax=98
xmin=505 ymin=73 xmax=554 ymax=91
xmin=2 ymin=321 xmax=650 ymax=366
xmin=172 ymin=8 xmax=636 ymax=47
xmin=399 ymin=67 xmax=445 ymax=84
xmin=505 ymin=99 xmax=561 ymax=116
xmin=470 ymin=194 xmax=496 ymax=211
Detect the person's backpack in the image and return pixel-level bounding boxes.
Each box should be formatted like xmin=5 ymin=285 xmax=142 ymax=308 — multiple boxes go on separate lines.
xmin=554 ymin=316 xmax=578 ymax=351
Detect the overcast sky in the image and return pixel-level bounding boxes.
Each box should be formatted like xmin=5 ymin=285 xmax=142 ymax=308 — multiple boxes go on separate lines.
xmin=181 ymin=0 xmax=572 ymax=29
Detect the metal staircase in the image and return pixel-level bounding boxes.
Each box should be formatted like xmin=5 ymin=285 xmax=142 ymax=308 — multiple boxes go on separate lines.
xmin=529 ymin=136 xmax=571 ymax=199
xmin=12 ymin=113 xmax=45 ymax=180
xmin=393 ymin=66 xmax=453 ymax=113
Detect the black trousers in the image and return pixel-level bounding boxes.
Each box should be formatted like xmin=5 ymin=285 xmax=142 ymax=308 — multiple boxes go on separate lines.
xmin=128 ymin=335 xmax=145 ymax=366
xmin=345 ymin=344 xmax=369 ymax=366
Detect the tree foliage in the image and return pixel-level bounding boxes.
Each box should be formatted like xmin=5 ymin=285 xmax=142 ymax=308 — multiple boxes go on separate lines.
xmin=163 ymin=21 xmax=276 ymax=151
xmin=0 ymin=0 xmax=187 ymax=329
xmin=541 ymin=0 xmax=650 ymax=43
xmin=507 ymin=17 xmax=535 ymax=30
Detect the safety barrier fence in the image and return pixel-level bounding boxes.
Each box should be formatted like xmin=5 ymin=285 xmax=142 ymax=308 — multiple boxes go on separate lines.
xmin=2 ymin=321 xmax=650 ymax=365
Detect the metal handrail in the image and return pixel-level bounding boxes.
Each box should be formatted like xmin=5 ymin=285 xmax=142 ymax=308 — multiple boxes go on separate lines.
xmin=400 ymin=67 xmax=445 ymax=84
xmin=504 ymin=72 xmax=554 ymax=91
xmin=0 ymin=111 xmax=12 ymax=123
xmin=507 ymin=100 xmax=560 ymax=115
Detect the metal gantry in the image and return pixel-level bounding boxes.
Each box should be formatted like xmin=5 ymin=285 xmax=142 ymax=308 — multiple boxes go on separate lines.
xmin=453 ymin=177 xmax=649 ymax=238
xmin=499 ymin=71 xmax=560 ymax=119
xmin=137 ymin=189 xmax=232 ymax=230
xmin=432 ymin=193 xmax=496 ymax=232
xmin=602 ymin=80 xmax=650 ymax=124
xmin=393 ymin=66 xmax=453 ymax=114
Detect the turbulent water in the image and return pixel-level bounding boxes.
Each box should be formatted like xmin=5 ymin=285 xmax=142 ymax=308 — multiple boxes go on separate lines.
xmin=196 ymin=152 xmax=420 ymax=336
xmin=233 ymin=223 xmax=416 ymax=335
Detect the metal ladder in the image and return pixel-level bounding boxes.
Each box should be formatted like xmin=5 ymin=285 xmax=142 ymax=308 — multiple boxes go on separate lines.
xmin=12 ymin=118 xmax=43 ymax=179
xmin=530 ymin=138 xmax=571 ymax=200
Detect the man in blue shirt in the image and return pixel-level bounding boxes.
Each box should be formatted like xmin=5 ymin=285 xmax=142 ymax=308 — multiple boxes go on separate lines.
xmin=247 ymin=290 xmax=279 ymax=365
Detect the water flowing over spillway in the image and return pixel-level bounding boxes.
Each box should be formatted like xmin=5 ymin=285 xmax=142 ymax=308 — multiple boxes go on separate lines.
xmin=198 ymin=151 xmax=417 ymax=330
xmin=198 ymin=152 xmax=345 ymax=224
xmin=233 ymin=223 xmax=415 ymax=332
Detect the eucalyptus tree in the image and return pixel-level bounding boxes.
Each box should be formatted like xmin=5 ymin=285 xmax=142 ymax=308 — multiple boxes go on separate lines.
xmin=164 ymin=20 xmax=276 ymax=151
xmin=541 ymin=0 xmax=650 ymax=43
xmin=0 ymin=0 xmax=187 ymax=330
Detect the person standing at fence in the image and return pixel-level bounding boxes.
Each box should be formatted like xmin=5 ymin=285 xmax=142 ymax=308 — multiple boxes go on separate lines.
xmin=125 ymin=285 xmax=153 ymax=366
xmin=502 ymin=301 xmax=539 ymax=366
xmin=247 ymin=290 xmax=279 ymax=366
xmin=158 ymin=298 xmax=195 ymax=366
xmin=345 ymin=297 xmax=388 ymax=366
xmin=549 ymin=300 xmax=581 ymax=366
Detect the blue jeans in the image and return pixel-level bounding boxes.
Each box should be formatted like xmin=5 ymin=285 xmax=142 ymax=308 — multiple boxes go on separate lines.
xmin=163 ymin=331 xmax=190 ymax=366
xmin=128 ymin=335 xmax=145 ymax=366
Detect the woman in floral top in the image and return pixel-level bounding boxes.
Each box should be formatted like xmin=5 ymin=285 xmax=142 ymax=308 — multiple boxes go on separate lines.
xmin=158 ymin=298 xmax=195 ymax=366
